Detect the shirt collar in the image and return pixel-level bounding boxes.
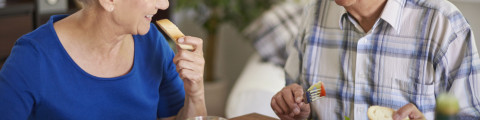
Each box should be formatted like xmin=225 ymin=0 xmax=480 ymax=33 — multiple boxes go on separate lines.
xmin=339 ymin=0 xmax=405 ymax=33
xmin=379 ymin=0 xmax=405 ymax=33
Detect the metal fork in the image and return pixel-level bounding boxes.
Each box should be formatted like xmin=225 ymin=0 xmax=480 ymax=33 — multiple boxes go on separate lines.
xmin=304 ymin=81 xmax=326 ymax=103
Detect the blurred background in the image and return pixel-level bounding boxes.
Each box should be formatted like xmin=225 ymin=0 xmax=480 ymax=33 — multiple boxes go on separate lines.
xmin=1 ymin=0 xmax=479 ymax=119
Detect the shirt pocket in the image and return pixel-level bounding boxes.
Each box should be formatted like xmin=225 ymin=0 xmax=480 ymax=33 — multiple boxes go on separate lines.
xmin=376 ymin=78 xmax=436 ymax=116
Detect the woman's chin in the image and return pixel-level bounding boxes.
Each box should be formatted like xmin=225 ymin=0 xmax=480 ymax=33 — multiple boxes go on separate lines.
xmin=138 ymin=30 xmax=149 ymax=35
xmin=136 ymin=26 xmax=150 ymax=35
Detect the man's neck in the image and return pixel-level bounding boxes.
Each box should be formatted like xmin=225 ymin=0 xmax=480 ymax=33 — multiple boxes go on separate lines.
xmin=343 ymin=0 xmax=387 ymax=32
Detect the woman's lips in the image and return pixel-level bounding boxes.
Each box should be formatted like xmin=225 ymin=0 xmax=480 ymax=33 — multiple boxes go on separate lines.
xmin=145 ymin=15 xmax=154 ymax=21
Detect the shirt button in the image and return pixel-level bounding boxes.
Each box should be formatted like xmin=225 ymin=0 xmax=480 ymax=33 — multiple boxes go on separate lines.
xmin=357 ymin=107 xmax=364 ymax=113
xmin=359 ymin=74 xmax=366 ymax=78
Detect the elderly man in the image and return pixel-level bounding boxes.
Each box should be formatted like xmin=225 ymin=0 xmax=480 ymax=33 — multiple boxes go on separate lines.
xmin=271 ymin=0 xmax=480 ymax=119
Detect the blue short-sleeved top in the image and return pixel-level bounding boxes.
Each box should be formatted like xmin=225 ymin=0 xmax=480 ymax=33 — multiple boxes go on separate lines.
xmin=0 ymin=15 xmax=185 ymax=119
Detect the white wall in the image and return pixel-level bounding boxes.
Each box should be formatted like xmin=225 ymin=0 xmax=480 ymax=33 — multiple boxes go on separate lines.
xmin=450 ymin=0 xmax=480 ymax=49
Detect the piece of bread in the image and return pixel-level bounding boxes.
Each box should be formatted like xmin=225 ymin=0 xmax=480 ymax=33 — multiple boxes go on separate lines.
xmin=367 ymin=106 xmax=409 ymax=120
xmin=156 ymin=19 xmax=194 ymax=50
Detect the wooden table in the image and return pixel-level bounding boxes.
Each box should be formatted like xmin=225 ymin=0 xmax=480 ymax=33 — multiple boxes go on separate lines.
xmin=229 ymin=113 xmax=278 ymax=120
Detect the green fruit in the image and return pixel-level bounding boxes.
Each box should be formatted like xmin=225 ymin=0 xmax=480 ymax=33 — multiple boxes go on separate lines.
xmin=436 ymin=93 xmax=459 ymax=115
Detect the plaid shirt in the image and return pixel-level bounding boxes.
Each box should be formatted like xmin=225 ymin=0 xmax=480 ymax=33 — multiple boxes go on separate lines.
xmin=284 ymin=0 xmax=480 ymax=119
xmin=244 ymin=1 xmax=306 ymax=66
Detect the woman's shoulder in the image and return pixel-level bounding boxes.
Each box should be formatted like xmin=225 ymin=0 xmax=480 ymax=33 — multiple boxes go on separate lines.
xmin=4 ymin=36 xmax=47 ymax=71
xmin=12 ymin=22 xmax=58 ymax=59
xmin=22 ymin=15 xmax=62 ymax=44
xmin=2 ymin=17 xmax=61 ymax=74
xmin=1 ymin=37 xmax=46 ymax=86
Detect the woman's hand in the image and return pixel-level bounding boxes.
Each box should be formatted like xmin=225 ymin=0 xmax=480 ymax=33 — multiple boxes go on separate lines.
xmin=393 ymin=103 xmax=426 ymax=120
xmin=172 ymin=36 xmax=205 ymax=98
xmin=271 ymin=84 xmax=311 ymax=120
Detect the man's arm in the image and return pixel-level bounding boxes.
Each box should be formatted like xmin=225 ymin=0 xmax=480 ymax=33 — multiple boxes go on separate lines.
xmin=438 ymin=29 xmax=480 ymax=118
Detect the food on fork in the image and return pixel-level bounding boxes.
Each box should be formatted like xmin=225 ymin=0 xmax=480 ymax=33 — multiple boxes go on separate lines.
xmin=156 ymin=19 xmax=194 ymax=50
xmin=304 ymin=81 xmax=326 ymax=103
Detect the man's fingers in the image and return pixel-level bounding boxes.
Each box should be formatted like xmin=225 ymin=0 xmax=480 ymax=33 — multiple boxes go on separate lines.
xmin=393 ymin=104 xmax=413 ymax=120
xmin=272 ymin=84 xmax=310 ymax=119
xmin=298 ymin=102 xmax=310 ymax=112
xmin=281 ymin=88 xmax=300 ymax=114
xmin=394 ymin=103 xmax=424 ymax=120
xmin=290 ymin=102 xmax=310 ymax=118
xmin=290 ymin=84 xmax=304 ymax=103
xmin=271 ymin=98 xmax=284 ymax=115
xmin=274 ymin=93 xmax=291 ymax=114
xmin=278 ymin=114 xmax=295 ymax=120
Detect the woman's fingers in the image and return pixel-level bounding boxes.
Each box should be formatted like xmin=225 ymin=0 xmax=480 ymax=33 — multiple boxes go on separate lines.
xmin=173 ymin=47 xmax=203 ymax=63
xmin=172 ymin=36 xmax=205 ymax=99
xmin=178 ymin=36 xmax=203 ymax=54
xmin=173 ymin=43 xmax=205 ymax=77
xmin=176 ymin=60 xmax=202 ymax=71
xmin=177 ymin=69 xmax=202 ymax=82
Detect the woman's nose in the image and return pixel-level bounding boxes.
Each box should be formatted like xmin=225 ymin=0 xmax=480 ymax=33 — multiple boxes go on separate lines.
xmin=156 ymin=0 xmax=169 ymax=10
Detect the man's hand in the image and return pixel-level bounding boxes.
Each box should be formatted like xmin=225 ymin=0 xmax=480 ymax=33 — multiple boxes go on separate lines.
xmin=271 ymin=84 xmax=310 ymax=120
xmin=393 ymin=103 xmax=426 ymax=120
xmin=173 ymin=36 xmax=205 ymax=98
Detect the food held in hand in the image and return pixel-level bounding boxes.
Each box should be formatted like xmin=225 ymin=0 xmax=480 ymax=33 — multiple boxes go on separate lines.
xmin=156 ymin=19 xmax=194 ymax=50
xmin=367 ymin=106 xmax=408 ymax=120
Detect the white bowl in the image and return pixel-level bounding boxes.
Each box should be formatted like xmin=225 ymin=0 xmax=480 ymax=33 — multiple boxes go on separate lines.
xmin=186 ymin=116 xmax=228 ymax=120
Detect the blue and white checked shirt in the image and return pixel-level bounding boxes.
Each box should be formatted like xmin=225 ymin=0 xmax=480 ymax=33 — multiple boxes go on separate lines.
xmin=284 ymin=0 xmax=480 ymax=119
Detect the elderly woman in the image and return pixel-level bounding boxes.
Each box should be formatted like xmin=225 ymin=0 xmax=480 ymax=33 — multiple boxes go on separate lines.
xmin=0 ymin=0 xmax=206 ymax=119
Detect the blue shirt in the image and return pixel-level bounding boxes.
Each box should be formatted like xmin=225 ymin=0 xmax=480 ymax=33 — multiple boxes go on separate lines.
xmin=0 ymin=15 xmax=185 ymax=120
xmin=284 ymin=0 xmax=480 ymax=119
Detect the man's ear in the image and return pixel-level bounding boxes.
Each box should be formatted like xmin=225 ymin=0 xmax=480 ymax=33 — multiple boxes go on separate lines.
xmin=98 ymin=0 xmax=115 ymax=12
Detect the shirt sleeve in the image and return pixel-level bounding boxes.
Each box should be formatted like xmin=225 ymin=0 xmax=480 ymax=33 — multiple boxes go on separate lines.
xmin=284 ymin=34 xmax=303 ymax=86
xmin=436 ymin=27 xmax=480 ymax=118
xmin=150 ymin=24 xmax=186 ymax=118
xmin=284 ymin=0 xmax=317 ymax=87
xmin=0 ymin=38 xmax=39 ymax=119
xmin=157 ymin=47 xmax=185 ymax=118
